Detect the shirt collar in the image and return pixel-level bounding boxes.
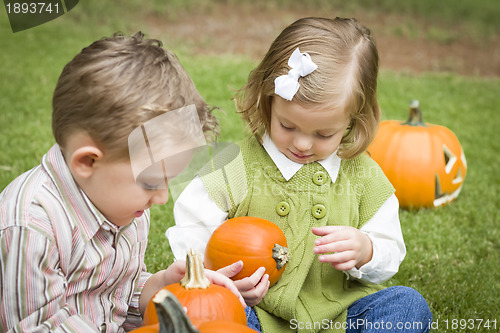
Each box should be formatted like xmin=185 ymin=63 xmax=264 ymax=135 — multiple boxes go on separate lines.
xmin=42 ymin=144 xmax=117 ymax=238
xmin=262 ymin=134 xmax=341 ymax=182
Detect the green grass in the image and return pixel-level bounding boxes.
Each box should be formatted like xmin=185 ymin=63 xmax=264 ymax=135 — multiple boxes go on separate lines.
xmin=1 ymin=1 xmax=499 ymax=332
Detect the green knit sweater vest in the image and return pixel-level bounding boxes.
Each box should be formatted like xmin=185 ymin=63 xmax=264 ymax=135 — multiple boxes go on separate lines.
xmin=202 ymin=137 xmax=395 ymax=333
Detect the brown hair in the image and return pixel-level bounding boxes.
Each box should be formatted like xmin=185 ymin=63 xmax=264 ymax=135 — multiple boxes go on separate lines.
xmin=235 ymin=17 xmax=380 ymax=159
xmin=52 ymin=32 xmax=219 ymax=161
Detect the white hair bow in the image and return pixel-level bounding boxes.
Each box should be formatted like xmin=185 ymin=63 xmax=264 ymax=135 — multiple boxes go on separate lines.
xmin=274 ymin=47 xmax=318 ymax=101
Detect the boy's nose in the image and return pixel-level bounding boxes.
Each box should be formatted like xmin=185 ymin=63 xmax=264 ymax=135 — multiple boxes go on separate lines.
xmin=151 ymin=189 xmax=169 ymax=205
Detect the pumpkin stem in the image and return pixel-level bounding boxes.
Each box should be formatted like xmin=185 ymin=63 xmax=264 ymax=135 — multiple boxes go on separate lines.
xmin=180 ymin=248 xmax=211 ymax=289
xmin=272 ymin=244 xmax=290 ymax=270
xmin=404 ymin=100 xmax=425 ymax=126
xmin=153 ymin=289 xmax=200 ymax=333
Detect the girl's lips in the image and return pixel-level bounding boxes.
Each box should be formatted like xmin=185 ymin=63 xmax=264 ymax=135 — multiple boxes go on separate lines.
xmin=290 ymin=150 xmax=313 ymax=160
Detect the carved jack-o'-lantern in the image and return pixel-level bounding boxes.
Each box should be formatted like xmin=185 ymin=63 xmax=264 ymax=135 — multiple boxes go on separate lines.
xmin=367 ymin=100 xmax=467 ymax=208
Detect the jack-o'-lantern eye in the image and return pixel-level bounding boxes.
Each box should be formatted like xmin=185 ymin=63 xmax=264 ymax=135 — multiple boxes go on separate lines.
xmin=443 ymin=144 xmax=464 ymax=184
xmin=443 ymin=145 xmax=455 ymax=173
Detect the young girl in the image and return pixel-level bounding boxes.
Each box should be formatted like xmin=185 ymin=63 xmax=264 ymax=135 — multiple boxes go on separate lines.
xmin=167 ymin=17 xmax=432 ymax=332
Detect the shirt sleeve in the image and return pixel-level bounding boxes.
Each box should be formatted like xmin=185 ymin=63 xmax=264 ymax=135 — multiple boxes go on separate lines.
xmin=165 ymin=176 xmax=228 ymax=260
xmin=346 ymin=194 xmax=406 ymax=284
xmin=0 ymin=226 xmax=99 ymax=333
xmin=123 ymin=212 xmax=153 ymax=330
xmin=122 ymin=269 xmax=152 ymax=330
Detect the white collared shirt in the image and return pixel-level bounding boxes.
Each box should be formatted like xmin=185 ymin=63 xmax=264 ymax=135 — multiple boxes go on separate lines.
xmin=166 ymin=136 xmax=406 ymax=284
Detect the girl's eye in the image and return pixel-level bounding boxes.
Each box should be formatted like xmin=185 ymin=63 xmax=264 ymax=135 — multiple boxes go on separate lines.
xmin=280 ymin=122 xmax=294 ymax=131
xmin=317 ymin=133 xmax=335 ymax=139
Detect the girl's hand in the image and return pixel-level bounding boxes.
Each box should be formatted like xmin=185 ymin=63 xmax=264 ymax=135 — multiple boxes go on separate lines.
xmin=204 ymin=268 xmax=246 ymax=308
xmin=311 ymin=226 xmax=373 ymax=271
xmin=217 ymin=261 xmax=270 ymax=307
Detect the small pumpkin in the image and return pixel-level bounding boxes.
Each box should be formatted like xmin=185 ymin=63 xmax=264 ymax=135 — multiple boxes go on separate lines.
xmin=129 ymin=324 xmax=160 ymax=333
xmin=143 ymin=249 xmax=247 ymax=326
xmin=197 ymin=320 xmax=257 ymax=332
xmin=204 ymin=216 xmax=289 ymax=286
xmin=132 ymin=289 xmax=254 ymax=333
xmin=367 ymin=100 xmax=467 ymax=208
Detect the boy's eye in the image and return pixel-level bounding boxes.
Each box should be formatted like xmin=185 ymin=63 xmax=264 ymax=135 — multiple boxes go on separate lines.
xmin=142 ymin=182 xmax=160 ymax=191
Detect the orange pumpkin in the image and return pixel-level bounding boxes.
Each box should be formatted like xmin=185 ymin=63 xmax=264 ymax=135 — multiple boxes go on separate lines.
xmin=197 ymin=320 xmax=257 ymax=332
xmin=367 ymin=100 xmax=467 ymax=208
xmin=133 ymin=289 xmax=253 ymax=333
xmin=143 ymin=249 xmax=247 ymax=326
xmin=204 ymin=216 xmax=289 ymax=286
xmin=129 ymin=324 xmax=159 ymax=333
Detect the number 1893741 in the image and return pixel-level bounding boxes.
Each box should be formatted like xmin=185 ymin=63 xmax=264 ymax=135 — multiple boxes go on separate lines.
xmin=5 ymin=2 xmax=60 ymax=14
xmin=431 ymin=318 xmax=497 ymax=330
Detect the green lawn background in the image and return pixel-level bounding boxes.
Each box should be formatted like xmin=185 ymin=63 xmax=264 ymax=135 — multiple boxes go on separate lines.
xmin=1 ymin=1 xmax=499 ymax=331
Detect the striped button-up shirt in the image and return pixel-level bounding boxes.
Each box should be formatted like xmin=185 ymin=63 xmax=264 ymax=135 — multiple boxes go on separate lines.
xmin=0 ymin=145 xmax=152 ymax=332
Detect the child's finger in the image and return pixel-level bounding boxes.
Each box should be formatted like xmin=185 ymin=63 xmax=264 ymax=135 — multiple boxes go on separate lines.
xmin=311 ymin=225 xmax=348 ymax=236
xmin=317 ymin=251 xmax=355 ymax=265
xmin=330 ymin=259 xmax=357 ymax=271
xmin=216 ymin=260 xmax=243 ymax=278
xmin=240 ymin=274 xmax=270 ymax=307
xmin=313 ymin=240 xmax=351 ymax=255
xmin=234 ymin=267 xmax=266 ymax=292
xmin=313 ymin=228 xmax=353 ymax=246
xmin=244 ymin=273 xmax=270 ymax=297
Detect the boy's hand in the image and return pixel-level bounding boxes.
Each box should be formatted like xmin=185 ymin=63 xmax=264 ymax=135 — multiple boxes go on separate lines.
xmin=217 ymin=261 xmax=270 ymax=307
xmin=311 ymin=226 xmax=373 ymax=271
xmin=163 ymin=259 xmax=187 ymax=284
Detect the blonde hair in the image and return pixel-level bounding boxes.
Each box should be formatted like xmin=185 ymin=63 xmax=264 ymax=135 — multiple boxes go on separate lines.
xmin=52 ymin=32 xmax=219 ymax=161
xmin=235 ymin=17 xmax=380 ymax=159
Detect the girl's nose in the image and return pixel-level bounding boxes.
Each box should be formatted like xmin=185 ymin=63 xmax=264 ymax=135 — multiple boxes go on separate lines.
xmin=151 ymin=188 xmax=169 ymax=205
xmin=294 ymin=133 xmax=313 ymax=152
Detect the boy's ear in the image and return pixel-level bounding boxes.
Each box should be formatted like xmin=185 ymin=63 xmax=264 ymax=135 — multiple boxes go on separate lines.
xmin=70 ymin=146 xmax=104 ymax=179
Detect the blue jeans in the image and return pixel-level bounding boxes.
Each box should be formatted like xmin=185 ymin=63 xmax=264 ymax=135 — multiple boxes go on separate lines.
xmin=246 ymin=306 xmax=261 ymax=331
xmin=246 ymin=286 xmax=432 ymax=332
xmin=346 ymin=286 xmax=432 ymax=332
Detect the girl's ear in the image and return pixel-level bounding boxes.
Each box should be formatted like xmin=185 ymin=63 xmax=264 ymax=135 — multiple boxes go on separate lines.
xmin=70 ymin=146 xmax=104 ymax=179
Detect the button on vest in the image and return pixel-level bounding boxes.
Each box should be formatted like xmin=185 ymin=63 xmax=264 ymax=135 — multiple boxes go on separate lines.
xmin=311 ymin=204 xmax=327 ymax=219
xmin=276 ymin=201 xmax=290 ymax=216
xmin=312 ymin=171 xmax=327 ymax=185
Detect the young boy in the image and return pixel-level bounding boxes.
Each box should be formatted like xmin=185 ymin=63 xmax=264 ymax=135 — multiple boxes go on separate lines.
xmin=0 ymin=32 xmax=242 ymax=332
